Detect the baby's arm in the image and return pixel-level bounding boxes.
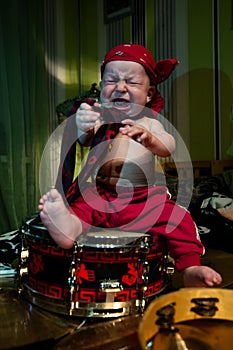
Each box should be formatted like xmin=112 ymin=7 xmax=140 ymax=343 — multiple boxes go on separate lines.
xmin=119 ymin=119 xmax=175 ymax=157
xmin=76 ymin=102 xmax=101 ymax=146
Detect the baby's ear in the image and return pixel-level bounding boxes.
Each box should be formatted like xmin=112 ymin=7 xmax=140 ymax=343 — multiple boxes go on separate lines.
xmin=147 ymin=86 xmax=156 ymax=102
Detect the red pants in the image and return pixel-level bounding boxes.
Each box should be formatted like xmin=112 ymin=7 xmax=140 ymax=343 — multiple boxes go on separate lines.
xmin=70 ymin=184 xmax=204 ymax=271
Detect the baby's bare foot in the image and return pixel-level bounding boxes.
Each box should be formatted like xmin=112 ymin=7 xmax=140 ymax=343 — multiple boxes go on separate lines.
xmin=38 ymin=189 xmax=82 ymax=249
xmin=183 ymin=265 xmax=222 ymax=288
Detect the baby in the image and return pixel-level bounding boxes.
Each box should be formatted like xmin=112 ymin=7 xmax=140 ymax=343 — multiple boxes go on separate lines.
xmin=39 ymin=44 xmax=222 ymax=288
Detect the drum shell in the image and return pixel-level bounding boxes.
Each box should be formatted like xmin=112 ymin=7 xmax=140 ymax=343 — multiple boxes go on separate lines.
xmin=19 ymin=216 xmax=169 ymax=318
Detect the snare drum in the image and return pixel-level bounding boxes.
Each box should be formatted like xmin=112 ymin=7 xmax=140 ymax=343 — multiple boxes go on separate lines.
xmin=18 ymin=215 xmax=170 ymax=318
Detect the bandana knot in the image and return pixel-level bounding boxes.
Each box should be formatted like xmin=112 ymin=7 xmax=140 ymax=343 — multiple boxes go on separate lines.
xmin=101 ymin=44 xmax=178 ymax=113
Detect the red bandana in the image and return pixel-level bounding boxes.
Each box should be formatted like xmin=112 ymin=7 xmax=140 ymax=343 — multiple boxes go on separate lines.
xmin=101 ymin=44 xmax=178 ymax=113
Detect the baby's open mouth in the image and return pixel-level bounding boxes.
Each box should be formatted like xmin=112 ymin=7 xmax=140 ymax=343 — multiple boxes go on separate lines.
xmin=112 ymin=99 xmax=130 ymax=109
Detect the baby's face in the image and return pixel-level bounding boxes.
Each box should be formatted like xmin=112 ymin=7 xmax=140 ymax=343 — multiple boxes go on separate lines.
xmin=100 ymin=61 xmax=155 ymax=115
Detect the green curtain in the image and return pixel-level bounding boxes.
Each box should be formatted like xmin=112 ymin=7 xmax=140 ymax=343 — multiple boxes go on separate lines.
xmin=0 ymin=0 xmax=50 ymax=234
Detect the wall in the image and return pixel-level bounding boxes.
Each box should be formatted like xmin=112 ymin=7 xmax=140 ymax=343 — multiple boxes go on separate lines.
xmin=60 ymin=0 xmax=100 ymax=100
xmin=188 ymin=0 xmax=233 ymax=160
xmin=188 ymin=0 xmax=215 ymax=160
xmin=218 ymin=0 xmax=233 ymax=159
xmin=58 ymin=0 xmax=233 ymax=160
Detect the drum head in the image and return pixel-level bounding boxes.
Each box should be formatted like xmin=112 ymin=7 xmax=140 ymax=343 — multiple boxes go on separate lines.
xmin=21 ymin=214 xmax=56 ymax=245
xmin=76 ymin=228 xmax=150 ymax=249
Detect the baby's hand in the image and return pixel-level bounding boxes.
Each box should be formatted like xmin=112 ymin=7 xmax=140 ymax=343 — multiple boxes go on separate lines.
xmin=183 ymin=265 xmax=222 ymax=288
xmin=119 ymin=119 xmax=153 ymax=146
xmin=76 ymin=102 xmax=101 ymax=132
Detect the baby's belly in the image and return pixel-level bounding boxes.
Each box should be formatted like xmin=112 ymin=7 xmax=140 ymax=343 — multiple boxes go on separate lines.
xmin=95 ymin=134 xmax=155 ymax=187
xmin=96 ymin=159 xmax=155 ymax=187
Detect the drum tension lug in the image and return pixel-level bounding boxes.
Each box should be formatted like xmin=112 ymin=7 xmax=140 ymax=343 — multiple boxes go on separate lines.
xmin=68 ymin=242 xmax=78 ymax=316
xmin=18 ymin=230 xmax=29 ymax=294
xmin=164 ymin=254 xmax=175 ymax=275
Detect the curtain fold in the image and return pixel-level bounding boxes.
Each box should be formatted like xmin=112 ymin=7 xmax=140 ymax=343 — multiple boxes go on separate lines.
xmin=0 ymin=0 xmax=50 ymax=234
